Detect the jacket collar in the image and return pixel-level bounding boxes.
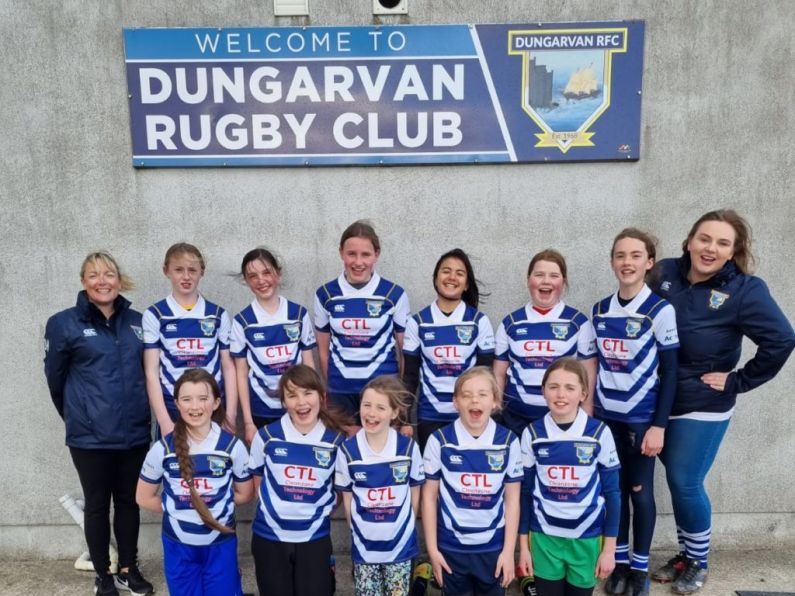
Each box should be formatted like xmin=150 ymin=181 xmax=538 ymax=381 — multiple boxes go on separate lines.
xmin=75 ymin=290 xmax=131 ymax=322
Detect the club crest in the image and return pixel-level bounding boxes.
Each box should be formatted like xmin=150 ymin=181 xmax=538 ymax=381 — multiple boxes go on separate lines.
xmin=551 ymin=323 xmax=569 ymax=340
xmin=390 ymin=461 xmax=409 ymax=483
xmin=574 ymin=442 xmax=595 ymax=464
xmin=708 ymin=290 xmax=729 ymax=310
xmin=284 ymin=323 xmax=300 ymax=342
xmin=508 ymin=27 xmax=628 ymax=153
xmin=130 ymin=325 xmax=143 ymax=341
xmin=456 ymin=325 xmax=474 ymax=344
xmin=313 ymin=447 xmax=332 ymax=467
xmin=200 ymin=318 xmax=216 ymax=337
xmin=207 ymin=456 xmax=227 ymax=476
xmin=486 ymin=450 xmax=506 ymax=472
xmin=366 ymin=300 xmax=383 ymax=317
xmin=625 ymin=319 xmax=642 ymax=338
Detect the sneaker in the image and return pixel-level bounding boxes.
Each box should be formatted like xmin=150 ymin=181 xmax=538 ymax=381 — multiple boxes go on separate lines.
xmin=671 ymin=559 xmax=708 ymax=594
xmin=651 ymin=553 xmax=687 ymax=583
xmin=114 ymin=566 xmax=154 ymax=596
xmin=627 ymin=569 xmax=650 ymax=596
xmin=604 ymin=563 xmax=630 ymax=594
xmin=94 ymin=573 xmax=120 ymax=596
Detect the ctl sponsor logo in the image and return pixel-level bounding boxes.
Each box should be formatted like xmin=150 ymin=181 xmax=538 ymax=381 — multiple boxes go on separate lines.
xmin=367 ymin=487 xmax=396 ymax=501
xmin=524 ymin=340 xmax=554 ymax=353
xmin=434 ymin=345 xmax=460 ymax=359
xmin=460 ymin=473 xmax=492 ymax=488
xmin=600 ymin=339 xmax=629 ymax=353
xmin=341 ymin=319 xmax=371 ymax=330
xmin=547 ymin=466 xmax=580 ymax=480
xmin=285 ymin=465 xmax=317 ymax=481
xmin=181 ymin=478 xmax=212 ymax=490
xmin=264 ymin=345 xmax=293 ymax=358
xmin=177 ymin=338 xmax=205 ymax=350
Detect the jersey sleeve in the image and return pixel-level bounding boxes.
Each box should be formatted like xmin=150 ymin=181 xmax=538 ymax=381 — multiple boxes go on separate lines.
xmin=494 ymin=320 xmax=510 ymax=360
xmin=422 ymin=433 xmax=442 ymax=479
xmin=141 ymin=308 xmax=161 ymax=349
xmin=230 ymin=439 xmax=252 ymax=482
xmin=409 ymin=441 xmax=425 ymax=486
xmin=139 ymin=442 xmax=166 ymax=484
xmin=248 ymin=431 xmax=266 ymax=476
xmin=313 ymin=291 xmax=330 ymax=332
xmin=334 ymin=449 xmax=352 ymax=491
xmin=653 ymin=303 xmax=679 ymax=350
xmin=217 ymin=310 xmax=232 ymax=349
xmin=402 ymin=316 xmax=421 ymax=355
xmin=577 ymin=318 xmax=598 ymax=358
xmin=300 ymin=309 xmax=317 ymax=350
xmin=393 ymin=291 xmax=410 ymax=332
xmin=506 ymin=435 xmax=523 ymax=482
xmin=229 ymin=316 xmax=247 ymax=358
xmin=43 ymin=315 xmax=70 ymax=418
xmin=476 ymin=314 xmax=496 ymax=354
xmin=597 ymin=426 xmax=621 ymax=471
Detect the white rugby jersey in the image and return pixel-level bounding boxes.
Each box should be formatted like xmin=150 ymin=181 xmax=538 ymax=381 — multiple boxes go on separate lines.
xmin=230 ymin=297 xmax=316 ymax=419
xmin=139 ymin=423 xmax=250 ymax=546
xmin=335 ymin=429 xmax=425 ymax=564
xmin=142 ymin=295 xmax=231 ymax=413
xmin=248 ymin=415 xmax=344 ymax=543
xmin=582 ymin=285 xmax=679 ymax=423
xmin=495 ymin=302 xmax=594 ymax=421
xmin=521 ymin=410 xmax=620 ymax=539
xmin=423 ymin=419 xmax=522 ymax=553
xmin=314 ymin=273 xmax=410 ymax=395
xmin=404 ymin=301 xmax=495 ymax=422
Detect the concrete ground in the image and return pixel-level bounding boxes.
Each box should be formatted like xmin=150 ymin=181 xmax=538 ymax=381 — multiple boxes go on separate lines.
xmin=0 ymin=549 xmax=793 ymax=595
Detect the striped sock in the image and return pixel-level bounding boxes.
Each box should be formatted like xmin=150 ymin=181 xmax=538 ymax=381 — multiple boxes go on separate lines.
xmin=630 ymin=552 xmax=649 ymax=573
xmin=681 ymin=527 xmax=710 ymax=569
xmin=615 ymin=543 xmax=630 ymax=565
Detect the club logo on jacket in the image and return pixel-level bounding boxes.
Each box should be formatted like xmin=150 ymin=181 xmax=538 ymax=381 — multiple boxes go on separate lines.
xmin=708 ymin=290 xmax=730 ymax=310
xmin=130 ymin=326 xmax=143 ymax=341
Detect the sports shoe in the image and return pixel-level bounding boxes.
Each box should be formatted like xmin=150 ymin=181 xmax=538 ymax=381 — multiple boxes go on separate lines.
xmin=651 ymin=553 xmax=687 ymax=583
xmin=671 ymin=559 xmax=708 ymax=594
xmin=604 ymin=562 xmax=630 ymax=594
xmin=94 ymin=573 xmax=120 ymax=596
xmin=114 ymin=565 xmax=154 ymax=596
xmin=627 ymin=569 xmax=650 ymax=596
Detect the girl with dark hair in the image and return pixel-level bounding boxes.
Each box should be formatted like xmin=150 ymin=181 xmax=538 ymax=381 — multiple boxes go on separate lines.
xmin=137 ymin=368 xmax=253 ymax=596
xmin=231 ymin=248 xmax=317 ymax=442
xmin=403 ymin=248 xmax=495 ymax=449
xmin=649 ymin=210 xmax=795 ymax=594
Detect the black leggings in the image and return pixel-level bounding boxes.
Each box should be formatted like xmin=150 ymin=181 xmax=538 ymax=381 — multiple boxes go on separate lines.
xmin=535 ymin=576 xmax=594 ymax=596
xmin=251 ymin=533 xmax=334 ymax=596
xmin=69 ymin=445 xmax=149 ymax=573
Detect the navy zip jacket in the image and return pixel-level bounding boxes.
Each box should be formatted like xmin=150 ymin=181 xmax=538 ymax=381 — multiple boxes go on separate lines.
xmin=650 ymin=256 xmax=795 ymax=416
xmin=44 ymin=291 xmax=151 ymax=449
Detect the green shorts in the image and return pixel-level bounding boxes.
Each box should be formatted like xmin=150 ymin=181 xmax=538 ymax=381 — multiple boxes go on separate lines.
xmin=531 ymin=533 xmax=601 ymax=589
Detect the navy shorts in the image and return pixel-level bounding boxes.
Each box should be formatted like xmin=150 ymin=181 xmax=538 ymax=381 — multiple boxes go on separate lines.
xmin=442 ymin=549 xmax=504 ymax=596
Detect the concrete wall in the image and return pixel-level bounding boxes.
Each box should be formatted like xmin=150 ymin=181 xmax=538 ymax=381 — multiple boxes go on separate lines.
xmin=1 ymin=0 xmax=793 ymax=558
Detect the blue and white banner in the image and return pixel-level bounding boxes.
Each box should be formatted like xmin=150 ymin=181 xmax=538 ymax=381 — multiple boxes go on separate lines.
xmin=123 ymin=22 xmax=644 ymax=167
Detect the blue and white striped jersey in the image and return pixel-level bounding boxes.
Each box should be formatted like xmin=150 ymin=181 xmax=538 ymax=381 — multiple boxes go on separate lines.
xmin=423 ymin=419 xmax=522 ymax=553
xmin=248 ymin=415 xmax=344 ymax=543
xmin=139 ymin=423 xmax=250 ymax=546
xmin=314 ymin=273 xmax=410 ymax=395
xmin=495 ymin=302 xmax=594 ymax=420
xmin=521 ymin=410 xmax=620 ymax=539
xmin=230 ymin=297 xmax=316 ymax=419
xmin=142 ymin=295 xmax=231 ymax=413
xmin=404 ymin=301 xmax=495 ymax=422
xmin=335 ymin=429 xmax=425 ymax=564
xmin=583 ymin=285 xmax=679 ymax=423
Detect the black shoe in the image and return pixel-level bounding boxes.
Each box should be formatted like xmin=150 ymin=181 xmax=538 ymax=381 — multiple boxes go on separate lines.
xmin=94 ymin=573 xmax=120 ymax=596
xmin=604 ymin=563 xmax=630 ymax=594
xmin=651 ymin=552 xmax=687 ymax=583
xmin=627 ymin=569 xmax=650 ymax=596
xmin=671 ymin=559 xmax=708 ymax=594
xmin=114 ymin=565 xmax=154 ymax=596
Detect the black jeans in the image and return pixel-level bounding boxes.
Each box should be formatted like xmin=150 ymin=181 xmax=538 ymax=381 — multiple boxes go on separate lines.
xmin=69 ymin=445 xmax=149 ymax=573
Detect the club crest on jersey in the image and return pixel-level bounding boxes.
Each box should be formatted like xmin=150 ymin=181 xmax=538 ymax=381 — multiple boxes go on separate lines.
xmin=284 ymin=323 xmax=300 ymax=342
xmin=456 ymin=326 xmax=474 ymax=344
xmin=551 ymin=323 xmax=569 ymax=340
xmin=390 ymin=462 xmax=409 ymax=483
xmin=574 ymin=443 xmax=595 ymax=464
xmin=130 ymin=325 xmax=143 ymax=341
xmin=625 ymin=319 xmax=642 ymax=338
xmin=708 ymin=290 xmax=729 ymax=310
xmin=486 ymin=450 xmax=506 ymax=472
xmin=313 ymin=447 xmax=332 ymax=467
xmin=207 ymin=456 xmax=227 ymax=476
xmin=366 ymin=300 xmax=383 ymax=317
xmin=200 ymin=318 xmax=216 ymax=336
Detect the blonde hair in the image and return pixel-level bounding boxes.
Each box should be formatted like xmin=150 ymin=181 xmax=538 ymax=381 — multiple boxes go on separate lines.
xmin=361 ymin=376 xmax=411 ymax=427
xmin=453 ymin=366 xmax=503 ymax=411
xmin=164 ymin=242 xmax=206 ymax=273
xmin=80 ymin=251 xmax=134 ymax=291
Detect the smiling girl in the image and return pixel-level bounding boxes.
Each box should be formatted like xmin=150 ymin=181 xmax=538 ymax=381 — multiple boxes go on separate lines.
xmin=143 ymin=243 xmax=237 ymax=436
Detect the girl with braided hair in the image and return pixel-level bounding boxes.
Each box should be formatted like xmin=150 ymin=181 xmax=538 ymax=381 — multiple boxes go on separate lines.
xmin=137 ymin=368 xmax=254 ymax=596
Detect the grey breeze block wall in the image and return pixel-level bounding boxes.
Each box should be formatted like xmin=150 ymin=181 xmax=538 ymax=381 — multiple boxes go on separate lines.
xmin=1 ymin=0 xmax=793 ymax=559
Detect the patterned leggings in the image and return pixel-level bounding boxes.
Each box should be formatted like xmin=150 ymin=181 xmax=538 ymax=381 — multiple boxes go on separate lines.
xmin=354 ymin=560 xmax=412 ymax=596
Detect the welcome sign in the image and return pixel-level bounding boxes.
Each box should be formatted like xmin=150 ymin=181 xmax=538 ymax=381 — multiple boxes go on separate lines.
xmin=123 ymin=21 xmax=644 ymax=167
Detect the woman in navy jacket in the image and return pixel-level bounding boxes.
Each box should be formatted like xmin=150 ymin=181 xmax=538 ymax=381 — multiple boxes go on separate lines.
xmin=44 ymin=252 xmax=154 ymax=596
xmin=649 ymin=210 xmax=795 ymax=594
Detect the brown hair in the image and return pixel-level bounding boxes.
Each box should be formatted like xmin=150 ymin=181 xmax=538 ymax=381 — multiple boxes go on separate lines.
xmin=164 ymin=242 xmax=206 ymax=273
xmin=682 ymin=209 xmax=755 ymax=274
xmin=80 ymin=251 xmax=134 ymax=291
xmin=172 ymin=369 xmax=232 ymax=535
xmin=277 ymin=365 xmax=351 ymax=434
xmin=611 ymin=227 xmax=657 ymax=261
xmin=527 ymin=249 xmax=568 ymax=289
xmin=339 ymin=220 xmax=381 ymax=253
xmin=542 ymin=357 xmax=589 ymax=398
xmin=361 ymin=376 xmax=411 ymax=428
xmin=453 ymin=366 xmax=503 ymax=411
xmin=240 ymin=247 xmax=282 ymax=277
